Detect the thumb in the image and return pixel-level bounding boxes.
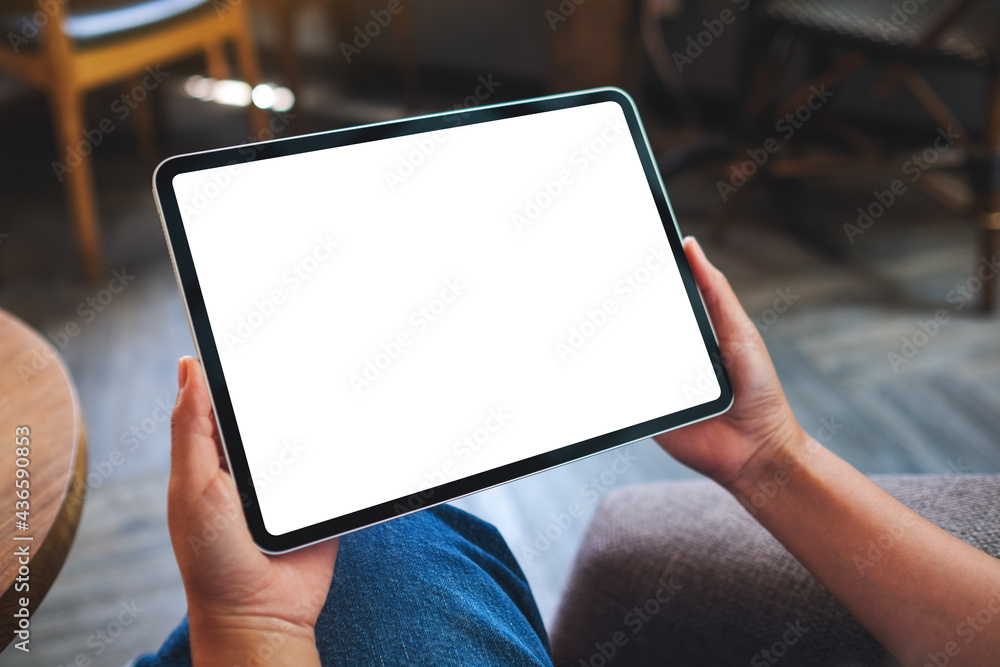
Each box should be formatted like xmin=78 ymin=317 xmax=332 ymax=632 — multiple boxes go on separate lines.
xmin=170 ymin=356 xmax=227 ymax=498
xmin=682 ymin=236 xmax=757 ymax=349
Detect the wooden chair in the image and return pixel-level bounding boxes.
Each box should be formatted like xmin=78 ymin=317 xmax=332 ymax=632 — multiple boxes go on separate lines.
xmin=680 ymin=0 xmax=1000 ymax=312
xmin=253 ymin=0 xmax=421 ymax=111
xmin=0 ymin=0 xmax=268 ymax=280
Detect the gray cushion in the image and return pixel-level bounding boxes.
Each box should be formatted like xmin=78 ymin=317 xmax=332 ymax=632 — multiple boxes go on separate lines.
xmin=550 ymin=474 xmax=1000 ymax=666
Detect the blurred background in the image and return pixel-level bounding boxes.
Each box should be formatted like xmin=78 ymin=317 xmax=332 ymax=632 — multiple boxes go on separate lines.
xmin=0 ymin=0 xmax=998 ymax=663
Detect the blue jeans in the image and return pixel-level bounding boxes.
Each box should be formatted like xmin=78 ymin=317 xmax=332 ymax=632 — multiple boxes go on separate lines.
xmin=132 ymin=505 xmax=552 ymax=666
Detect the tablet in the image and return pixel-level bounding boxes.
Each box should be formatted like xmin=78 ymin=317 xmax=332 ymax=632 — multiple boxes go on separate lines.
xmin=153 ymin=87 xmax=732 ymax=553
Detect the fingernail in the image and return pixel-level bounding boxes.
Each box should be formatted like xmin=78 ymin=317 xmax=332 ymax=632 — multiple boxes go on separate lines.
xmin=688 ymin=237 xmax=705 ymax=259
xmin=178 ymin=357 xmax=189 ymax=389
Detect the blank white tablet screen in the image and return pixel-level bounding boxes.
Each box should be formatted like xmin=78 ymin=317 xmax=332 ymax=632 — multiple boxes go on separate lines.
xmin=172 ymin=100 xmax=721 ymax=536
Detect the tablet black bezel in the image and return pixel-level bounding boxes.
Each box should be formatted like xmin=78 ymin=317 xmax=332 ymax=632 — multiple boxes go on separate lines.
xmin=153 ymin=87 xmax=733 ymax=553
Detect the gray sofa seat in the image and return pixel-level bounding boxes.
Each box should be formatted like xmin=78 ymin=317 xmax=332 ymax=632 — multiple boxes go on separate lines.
xmin=550 ymin=474 xmax=1000 ymax=666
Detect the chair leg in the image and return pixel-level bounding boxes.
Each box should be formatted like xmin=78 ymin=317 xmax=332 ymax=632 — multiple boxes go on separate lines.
xmin=977 ymin=74 xmax=1000 ymax=313
xmin=327 ymin=0 xmax=371 ymax=88
xmin=205 ymin=42 xmax=231 ymax=80
xmin=276 ymin=2 xmax=300 ymax=98
xmin=983 ymin=224 xmax=999 ymax=313
xmin=707 ymin=16 xmax=781 ymax=242
xmin=708 ymin=179 xmax=752 ymax=243
xmin=50 ymin=87 xmax=104 ymax=281
xmin=392 ymin=4 xmax=420 ymax=110
xmin=128 ymin=76 xmax=156 ymax=163
xmin=231 ymin=6 xmax=270 ymax=139
xmin=773 ymin=49 xmax=866 ymax=120
xmin=273 ymin=1 xmax=306 ymax=134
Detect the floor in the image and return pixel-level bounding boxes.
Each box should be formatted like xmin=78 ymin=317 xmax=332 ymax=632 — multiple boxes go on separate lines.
xmin=1 ymin=72 xmax=998 ymax=665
